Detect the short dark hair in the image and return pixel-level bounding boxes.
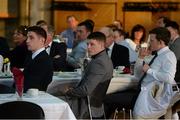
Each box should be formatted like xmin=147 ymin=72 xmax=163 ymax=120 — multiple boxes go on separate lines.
xmin=87 ymin=32 xmax=106 ymax=43
xmin=165 ymin=20 xmax=179 ymax=31
xmin=27 ymin=26 xmax=47 ymax=40
xmin=159 ymin=16 xmax=170 ymax=25
xmin=16 ymin=25 xmax=28 ymax=36
xmin=149 ymin=27 xmax=170 ymax=46
xmin=106 ymin=24 xmax=118 ymax=31
xmin=36 ymin=20 xmax=47 ymax=26
xmin=113 ymin=28 xmax=126 ymax=37
xmin=78 ymin=20 xmax=94 ymax=33
xmin=47 ymin=25 xmax=55 ymax=36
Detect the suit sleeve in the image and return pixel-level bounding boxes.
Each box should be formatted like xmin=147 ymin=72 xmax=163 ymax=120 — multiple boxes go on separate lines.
xmin=66 ymin=60 xmax=105 ymax=97
xmin=52 ymin=43 xmax=67 ymax=71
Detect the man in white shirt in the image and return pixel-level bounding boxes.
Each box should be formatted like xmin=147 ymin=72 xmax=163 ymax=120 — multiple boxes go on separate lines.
xmin=133 ymin=27 xmax=178 ymax=119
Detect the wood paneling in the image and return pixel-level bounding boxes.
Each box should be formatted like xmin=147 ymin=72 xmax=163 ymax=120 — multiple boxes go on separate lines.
xmin=54 ymin=1 xmax=117 ymax=33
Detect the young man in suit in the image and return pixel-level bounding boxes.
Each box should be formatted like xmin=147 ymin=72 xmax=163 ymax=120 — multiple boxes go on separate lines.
xmin=62 ymin=32 xmax=113 ymax=119
xmin=23 ymin=26 xmax=53 ymax=92
xmin=99 ymin=26 xmax=130 ymax=68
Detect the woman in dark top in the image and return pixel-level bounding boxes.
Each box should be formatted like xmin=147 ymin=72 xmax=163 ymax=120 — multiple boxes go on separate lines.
xmin=9 ymin=25 xmax=30 ymax=68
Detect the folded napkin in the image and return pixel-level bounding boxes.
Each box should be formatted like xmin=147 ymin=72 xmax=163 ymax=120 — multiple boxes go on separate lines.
xmin=11 ymin=67 xmax=24 ymax=97
xmin=123 ymin=67 xmax=130 ymax=74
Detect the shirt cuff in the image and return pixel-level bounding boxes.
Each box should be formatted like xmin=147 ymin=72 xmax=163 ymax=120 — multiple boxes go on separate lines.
xmin=147 ymin=68 xmax=153 ymax=75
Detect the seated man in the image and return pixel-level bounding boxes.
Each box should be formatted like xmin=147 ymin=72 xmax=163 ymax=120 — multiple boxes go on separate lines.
xmin=23 ymin=26 xmax=53 ymax=92
xmin=133 ymin=27 xmax=178 ymax=119
xmin=40 ymin=24 xmax=67 ymax=71
xmin=99 ymin=26 xmax=130 ymax=69
xmin=61 ymin=32 xmax=113 ymax=119
xmin=66 ymin=20 xmax=94 ymax=70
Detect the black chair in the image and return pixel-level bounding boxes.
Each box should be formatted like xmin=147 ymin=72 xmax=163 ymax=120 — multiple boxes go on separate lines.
xmin=0 ymin=84 xmax=15 ymax=93
xmin=104 ymin=89 xmax=137 ymax=119
xmin=0 ymin=101 xmax=45 ymax=119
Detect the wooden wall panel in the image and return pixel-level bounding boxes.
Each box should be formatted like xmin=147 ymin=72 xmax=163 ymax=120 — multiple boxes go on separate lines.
xmin=54 ymin=2 xmax=116 ymax=33
xmin=124 ymin=11 xmax=152 ymax=39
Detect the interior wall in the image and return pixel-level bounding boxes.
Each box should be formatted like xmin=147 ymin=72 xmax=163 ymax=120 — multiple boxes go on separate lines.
xmin=53 ymin=0 xmax=117 ymax=34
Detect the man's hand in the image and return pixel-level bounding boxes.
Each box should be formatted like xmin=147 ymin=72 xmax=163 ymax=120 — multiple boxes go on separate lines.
xmin=138 ymin=47 xmax=150 ymax=59
xmin=142 ymin=64 xmax=150 ymax=73
xmin=54 ymin=55 xmax=61 ymax=59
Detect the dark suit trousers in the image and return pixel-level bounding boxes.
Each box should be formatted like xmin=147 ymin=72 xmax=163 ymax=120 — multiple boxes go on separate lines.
xmin=104 ymin=89 xmax=139 ymax=118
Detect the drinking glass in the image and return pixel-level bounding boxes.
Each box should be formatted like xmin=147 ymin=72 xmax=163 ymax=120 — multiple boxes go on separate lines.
xmin=130 ymin=62 xmax=135 ymax=75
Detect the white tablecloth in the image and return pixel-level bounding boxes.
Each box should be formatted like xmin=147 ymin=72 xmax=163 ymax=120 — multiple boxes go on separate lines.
xmin=0 ymin=93 xmax=76 ymax=120
xmin=47 ymin=72 xmax=138 ymax=94
xmin=0 ymin=72 xmax=138 ymax=95
xmin=0 ymin=76 xmax=14 ymax=87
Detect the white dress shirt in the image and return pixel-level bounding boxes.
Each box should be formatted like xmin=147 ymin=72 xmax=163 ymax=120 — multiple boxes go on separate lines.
xmin=117 ymin=39 xmax=138 ymax=62
xmin=45 ymin=42 xmax=52 ymax=55
xmin=134 ymin=46 xmax=177 ymax=85
xmin=107 ymin=42 xmax=114 ymax=58
xmin=32 ymin=47 xmax=45 ymax=59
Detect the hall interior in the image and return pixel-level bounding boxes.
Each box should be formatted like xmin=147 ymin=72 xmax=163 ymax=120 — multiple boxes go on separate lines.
xmin=0 ymin=0 xmax=180 ymax=46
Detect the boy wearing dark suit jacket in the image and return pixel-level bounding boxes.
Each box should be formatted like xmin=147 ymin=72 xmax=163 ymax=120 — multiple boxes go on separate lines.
xmin=23 ymin=26 xmax=53 ymax=92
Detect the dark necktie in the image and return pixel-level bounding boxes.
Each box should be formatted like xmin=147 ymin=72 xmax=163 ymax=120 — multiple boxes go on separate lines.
xmin=45 ymin=45 xmax=50 ymax=50
xmin=137 ymin=51 xmax=158 ymax=90
xmin=106 ymin=48 xmax=109 ymax=54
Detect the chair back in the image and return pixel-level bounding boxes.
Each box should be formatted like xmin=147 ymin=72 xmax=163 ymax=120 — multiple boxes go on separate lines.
xmin=175 ymin=60 xmax=180 ymax=87
xmin=90 ymin=79 xmax=111 ymax=108
xmin=0 ymin=84 xmax=15 ymax=93
xmin=0 ymin=101 xmax=45 ymax=119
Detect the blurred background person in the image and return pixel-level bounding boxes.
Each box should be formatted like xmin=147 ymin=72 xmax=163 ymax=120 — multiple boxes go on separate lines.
xmin=60 ymin=15 xmax=79 ymax=48
xmin=166 ymin=20 xmax=180 ymax=87
xmin=156 ymin=16 xmax=170 ymax=28
xmin=166 ymin=20 xmax=180 ymax=60
xmin=113 ymin=20 xmax=123 ymax=30
xmin=114 ymin=28 xmax=138 ymax=63
xmin=99 ymin=26 xmax=130 ymax=69
xmin=66 ymin=20 xmax=94 ymax=70
xmin=9 ymin=25 xmax=29 ymax=68
xmin=37 ymin=21 xmax=68 ymax=71
xmin=130 ymin=24 xmax=146 ymax=45
xmin=45 ymin=25 xmax=67 ymax=71
xmin=125 ymin=24 xmax=147 ymax=54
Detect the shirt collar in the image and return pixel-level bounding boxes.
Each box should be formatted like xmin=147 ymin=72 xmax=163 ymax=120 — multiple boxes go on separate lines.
xmin=91 ymin=49 xmax=105 ymax=59
xmin=32 ymin=47 xmax=45 ymax=59
xmin=48 ymin=42 xmax=52 ymax=47
xmin=108 ymin=42 xmax=114 ymax=50
xmin=157 ymin=46 xmax=169 ymax=56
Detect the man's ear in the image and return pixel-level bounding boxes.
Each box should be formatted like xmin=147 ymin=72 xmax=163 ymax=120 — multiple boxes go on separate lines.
xmin=40 ymin=37 xmax=46 ymax=44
